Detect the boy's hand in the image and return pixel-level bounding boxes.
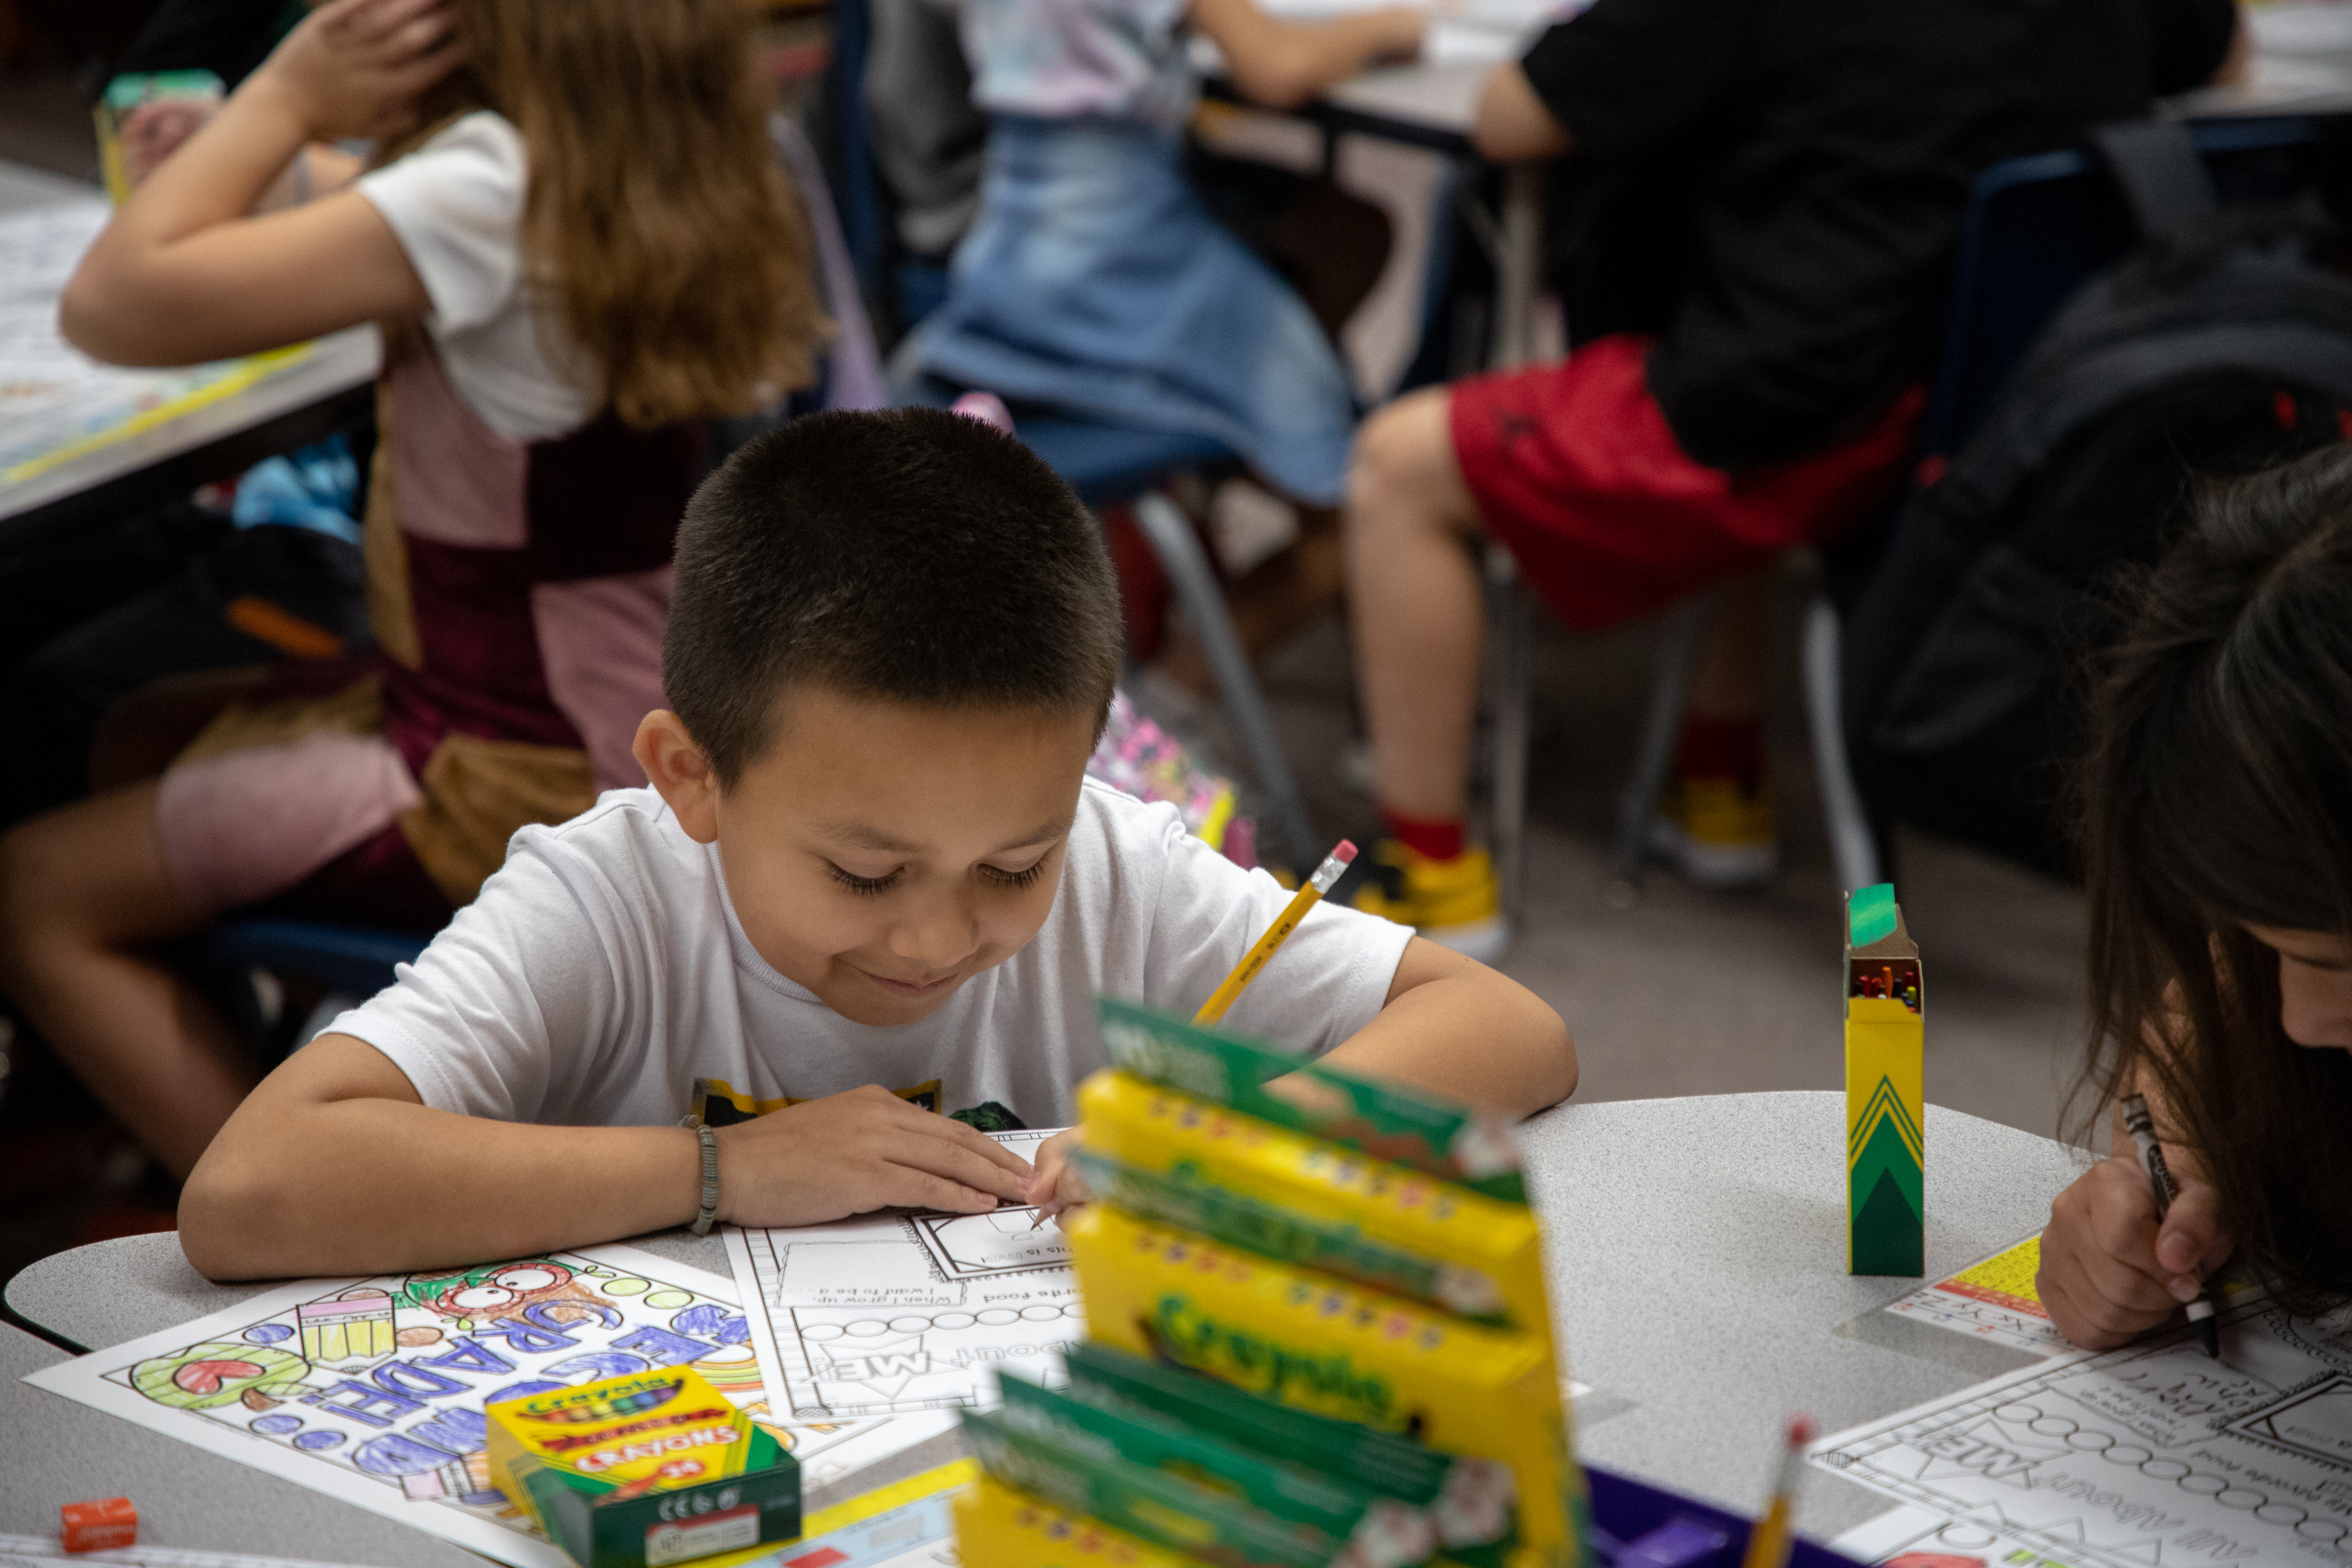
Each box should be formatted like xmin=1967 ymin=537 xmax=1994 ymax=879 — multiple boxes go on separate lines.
xmin=1021 ymin=1127 xmax=1090 ymax=1227
xmin=251 ymin=0 xmax=463 ymax=142
xmin=2038 ymin=1152 xmax=2232 ymax=1349
xmin=713 ymin=1086 xmax=1035 ymax=1227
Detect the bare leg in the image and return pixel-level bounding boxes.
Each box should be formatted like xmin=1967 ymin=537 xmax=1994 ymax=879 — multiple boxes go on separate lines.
xmin=1344 ymin=389 xmax=1488 ymax=823
xmin=0 ymin=783 xmax=251 ymax=1178
xmin=1686 ymin=568 xmax=1775 ymax=723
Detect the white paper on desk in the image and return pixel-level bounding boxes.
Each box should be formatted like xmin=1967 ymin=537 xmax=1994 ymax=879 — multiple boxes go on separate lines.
xmin=724 ymin=1127 xmax=1083 ymax=1423
xmin=21 ymin=1243 xmax=944 ymax=1568
xmin=1878 ymin=1235 xmax=2071 ymax=1358
xmin=0 ymin=200 xmax=322 ymax=482
xmin=1829 ymin=1505 xmax=2109 ymax=1568
xmin=1811 ymin=1299 xmax=2352 ymax=1568
xmin=0 ymin=1533 xmax=385 ymax=1568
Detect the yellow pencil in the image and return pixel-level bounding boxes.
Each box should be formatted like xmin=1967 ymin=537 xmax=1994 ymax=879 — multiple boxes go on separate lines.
xmin=1194 ymin=839 xmax=1358 ymax=1026
xmin=1029 ymin=838 xmax=1360 ymax=1230
xmin=1740 ymin=1414 xmax=1816 ymax=1568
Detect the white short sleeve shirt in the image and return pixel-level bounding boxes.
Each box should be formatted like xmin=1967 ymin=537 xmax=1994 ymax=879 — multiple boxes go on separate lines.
xmin=330 ymin=780 xmax=1415 ymax=1131
xmin=355 ymin=111 xmax=598 ymax=441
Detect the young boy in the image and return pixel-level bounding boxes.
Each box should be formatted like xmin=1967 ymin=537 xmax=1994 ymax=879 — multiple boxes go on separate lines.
xmin=1343 ymin=0 xmax=2242 ymax=953
xmin=181 ymin=409 xmax=1575 ymax=1280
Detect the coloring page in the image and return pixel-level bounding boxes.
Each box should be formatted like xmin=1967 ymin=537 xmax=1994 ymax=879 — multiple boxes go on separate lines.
xmin=726 ymin=1129 xmax=1084 ymax=1422
xmin=1813 ymin=1300 xmax=2352 ymax=1568
xmin=1831 ymin=1504 xmax=2116 ymax=1568
xmin=24 ymin=1245 xmax=942 ymax=1568
xmin=1882 ymin=1237 xmax=2070 ymax=1358
xmin=0 ymin=199 xmax=308 ymax=480
xmin=0 ymin=1537 xmax=381 ymax=1568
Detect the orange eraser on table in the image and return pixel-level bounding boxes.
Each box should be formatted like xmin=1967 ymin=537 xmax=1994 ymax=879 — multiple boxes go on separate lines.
xmin=60 ymin=1497 xmax=138 ymax=1553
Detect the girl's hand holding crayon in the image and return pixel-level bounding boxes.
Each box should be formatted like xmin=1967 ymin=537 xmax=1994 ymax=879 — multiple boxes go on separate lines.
xmin=710 ymin=1084 xmax=1038 ymax=1227
xmin=248 ymin=0 xmax=465 ymax=142
xmin=2038 ymin=1140 xmax=2233 ymax=1351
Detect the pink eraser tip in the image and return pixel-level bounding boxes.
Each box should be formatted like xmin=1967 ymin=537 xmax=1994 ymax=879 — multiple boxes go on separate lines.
xmin=1332 ymin=840 xmax=1358 ymax=864
xmin=1786 ymin=1414 xmax=1818 ymax=1446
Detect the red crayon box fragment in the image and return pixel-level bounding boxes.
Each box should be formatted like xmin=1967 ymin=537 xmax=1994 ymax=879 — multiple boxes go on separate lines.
xmin=61 ymin=1496 xmax=138 ymax=1553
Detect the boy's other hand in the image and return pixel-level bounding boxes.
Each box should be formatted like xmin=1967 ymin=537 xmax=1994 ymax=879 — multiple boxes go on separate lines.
xmin=1021 ymin=1127 xmax=1090 ymax=1226
xmin=714 ymin=1086 xmax=1035 ymax=1227
xmin=2038 ymin=1152 xmax=2232 ymax=1349
xmin=254 ymin=0 xmax=463 ymax=142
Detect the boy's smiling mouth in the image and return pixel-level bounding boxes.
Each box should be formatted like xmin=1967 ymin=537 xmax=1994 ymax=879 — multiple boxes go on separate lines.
xmin=855 ymin=965 xmax=964 ymax=999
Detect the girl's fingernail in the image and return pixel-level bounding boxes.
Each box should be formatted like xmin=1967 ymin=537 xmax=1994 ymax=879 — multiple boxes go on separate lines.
xmin=2168 ymin=1276 xmax=2200 ymax=1302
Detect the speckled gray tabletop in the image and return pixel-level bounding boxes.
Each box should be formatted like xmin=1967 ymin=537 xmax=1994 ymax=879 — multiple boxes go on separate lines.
xmin=5 ymin=1091 xmax=2089 ymax=1559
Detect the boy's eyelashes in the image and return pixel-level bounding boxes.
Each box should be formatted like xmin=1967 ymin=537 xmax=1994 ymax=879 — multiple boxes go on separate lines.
xmin=827 ymin=862 xmax=903 ymax=897
xmin=820 ymin=856 xmax=1055 ymax=897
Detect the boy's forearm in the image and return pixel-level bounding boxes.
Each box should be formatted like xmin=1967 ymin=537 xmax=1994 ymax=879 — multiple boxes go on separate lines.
xmin=1321 ymin=968 xmax=1576 ymax=1117
xmin=182 ymin=1098 xmax=706 ymax=1280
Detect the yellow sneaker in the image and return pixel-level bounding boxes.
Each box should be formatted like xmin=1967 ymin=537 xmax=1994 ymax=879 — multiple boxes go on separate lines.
xmin=1350 ymin=840 xmax=1511 ymax=961
xmin=1650 ymin=775 xmax=1778 ymax=888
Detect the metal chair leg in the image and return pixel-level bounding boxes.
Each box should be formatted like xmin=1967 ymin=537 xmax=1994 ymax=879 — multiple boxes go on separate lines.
xmin=1131 ymin=491 xmax=1320 ymax=870
xmin=1801 ymin=593 xmax=1883 ymax=894
xmin=1607 ymin=593 xmax=1719 ymax=908
xmin=1485 ymin=546 xmax=1531 ymax=921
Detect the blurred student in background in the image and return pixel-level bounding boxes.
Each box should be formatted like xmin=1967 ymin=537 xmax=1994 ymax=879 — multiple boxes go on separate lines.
xmin=2039 ymin=447 xmax=2352 ymax=1346
xmin=1343 ymin=0 xmax=2240 ymax=957
xmin=895 ymin=0 xmax=1422 ymax=511
xmin=0 ymin=0 xmax=821 ymax=1179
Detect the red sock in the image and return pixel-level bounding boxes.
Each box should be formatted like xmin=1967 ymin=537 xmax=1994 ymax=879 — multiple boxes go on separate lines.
xmin=1379 ymin=805 xmax=1464 ymax=862
xmin=1677 ymin=714 xmax=1764 ymax=792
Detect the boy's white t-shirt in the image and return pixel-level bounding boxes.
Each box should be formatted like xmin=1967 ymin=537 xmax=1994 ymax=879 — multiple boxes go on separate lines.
xmin=354 ymin=110 xmax=599 ymax=442
xmin=331 ymin=779 xmax=1415 ymax=1131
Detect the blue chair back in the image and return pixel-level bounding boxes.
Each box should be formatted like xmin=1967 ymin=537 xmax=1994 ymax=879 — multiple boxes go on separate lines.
xmin=212 ymin=918 xmax=428 ymax=1003
xmin=1922 ymin=115 xmax=2326 ymax=461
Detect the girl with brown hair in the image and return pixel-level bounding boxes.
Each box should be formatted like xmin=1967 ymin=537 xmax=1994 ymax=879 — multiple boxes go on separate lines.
xmin=2038 ymin=444 xmax=2352 ymax=1347
xmin=0 ymin=0 xmax=821 ymax=1178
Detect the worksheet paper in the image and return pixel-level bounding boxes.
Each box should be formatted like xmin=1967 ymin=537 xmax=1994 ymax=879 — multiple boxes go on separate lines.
xmin=0 ymin=1538 xmax=377 ymax=1568
xmin=0 ymin=197 xmax=311 ymax=483
xmin=1812 ymin=1300 xmax=2352 ymax=1568
xmin=1829 ymin=1504 xmax=2112 ymax=1568
xmin=724 ymin=1128 xmax=1084 ymax=1423
xmin=1881 ymin=1237 xmax=2069 ymax=1358
xmin=21 ymin=1244 xmax=943 ymax=1568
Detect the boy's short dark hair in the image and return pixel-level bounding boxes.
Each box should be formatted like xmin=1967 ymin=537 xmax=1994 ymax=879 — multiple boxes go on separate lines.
xmin=664 ymin=408 xmax=1123 ymax=784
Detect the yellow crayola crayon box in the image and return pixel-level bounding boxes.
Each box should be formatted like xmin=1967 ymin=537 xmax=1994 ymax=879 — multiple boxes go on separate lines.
xmin=956 ymin=1473 xmax=1211 ymax=1568
xmin=486 ymin=1367 xmax=800 ymax=1568
xmin=1065 ymin=1204 xmax=1582 ymax=1568
xmin=1844 ymin=883 xmax=1924 ymax=1278
xmin=1075 ymin=1070 xmax=1550 ymax=1334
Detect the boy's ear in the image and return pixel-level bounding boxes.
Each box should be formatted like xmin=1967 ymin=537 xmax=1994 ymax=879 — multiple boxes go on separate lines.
xmin=634 ymin=710 xmax=722 ymax=844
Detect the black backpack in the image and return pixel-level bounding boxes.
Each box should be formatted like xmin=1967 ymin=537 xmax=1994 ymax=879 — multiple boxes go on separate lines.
xmin=1840 ymin=121 xmax=2352 ymax=877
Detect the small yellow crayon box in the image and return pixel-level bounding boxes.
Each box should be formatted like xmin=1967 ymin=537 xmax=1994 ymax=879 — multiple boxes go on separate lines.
xmin=1075 ymin=1070 xmax=1551 ymax=1335
xmin=955 ymin=1474 xmax=1208 ymax=1568
xmin=1065 ymin=1204 xmax=1580 ymax=1568
xmin=1844 ymin=884 xmax=1925 ymax=1278
xmin=486 ymin=1367 xmax=800 ymax=1568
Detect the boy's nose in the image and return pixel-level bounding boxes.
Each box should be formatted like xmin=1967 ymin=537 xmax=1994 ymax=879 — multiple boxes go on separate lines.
xmin=890 ymin=899 xmax=980 ymax=971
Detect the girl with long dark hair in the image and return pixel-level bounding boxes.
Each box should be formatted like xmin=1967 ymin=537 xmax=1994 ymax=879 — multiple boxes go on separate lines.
xmin=2040 ymin=444 xmax=2352 ymax=1346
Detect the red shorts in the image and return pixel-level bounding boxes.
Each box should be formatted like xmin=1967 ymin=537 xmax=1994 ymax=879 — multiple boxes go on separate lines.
xmin=1449 ymin=334 xmax=1923 ymax=632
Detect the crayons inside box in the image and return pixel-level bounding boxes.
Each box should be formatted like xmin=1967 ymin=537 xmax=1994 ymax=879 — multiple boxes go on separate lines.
xmin=485 ymin=1367 xmax=799 ymax=1568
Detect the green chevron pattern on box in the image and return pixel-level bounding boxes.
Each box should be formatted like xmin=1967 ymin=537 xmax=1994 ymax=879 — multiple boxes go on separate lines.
xmin=1848 ymin=1076 xmax=1925 ymax=1276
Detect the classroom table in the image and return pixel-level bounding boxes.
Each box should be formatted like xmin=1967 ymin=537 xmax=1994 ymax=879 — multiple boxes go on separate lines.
xmin=0 ymin=158 xmax=379 ymax=555
xmin=6 ymin=1091 xmax=2086 ymax=1558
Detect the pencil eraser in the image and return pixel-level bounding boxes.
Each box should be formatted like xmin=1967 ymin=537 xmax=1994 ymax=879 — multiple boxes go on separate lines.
xmin=1332 ymin=839 xmax=1357 ymax=864
xmin=60 ymin=1497 xmax=137 ymax=1553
